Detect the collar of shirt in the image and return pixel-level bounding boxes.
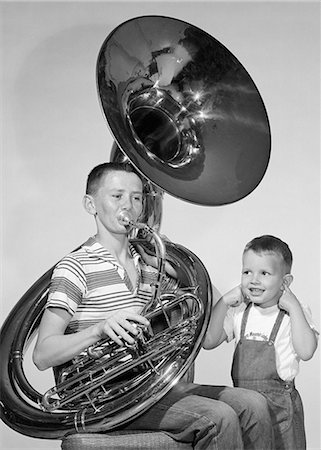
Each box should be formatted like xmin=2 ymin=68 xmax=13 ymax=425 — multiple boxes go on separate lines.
xmin=81 ymin=236 xmax=141 ymax=272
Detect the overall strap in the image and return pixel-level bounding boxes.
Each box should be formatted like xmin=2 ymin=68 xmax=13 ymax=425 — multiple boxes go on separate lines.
xmin=268 ymin=309 xmax=286 ymax=343
xmin=240 ymin=302 xmax=252 ymax=338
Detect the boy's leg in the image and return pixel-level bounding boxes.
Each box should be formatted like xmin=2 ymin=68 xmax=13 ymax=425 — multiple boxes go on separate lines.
xmin=182 ymin=383 xmax=275 ymax=450
xmin=125 ymin=382 xmax=274 ymax=450
xmin=125 ymin=384 xmax=244 ymax=449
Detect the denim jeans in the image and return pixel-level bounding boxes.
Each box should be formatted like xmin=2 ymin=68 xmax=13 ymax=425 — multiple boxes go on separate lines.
xmin=124 ymin=382 xmax=274 ymax=449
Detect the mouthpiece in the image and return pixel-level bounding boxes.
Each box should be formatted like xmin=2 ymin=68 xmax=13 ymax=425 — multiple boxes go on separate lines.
xmin=118 ymin=211 xmax=133 ymax=226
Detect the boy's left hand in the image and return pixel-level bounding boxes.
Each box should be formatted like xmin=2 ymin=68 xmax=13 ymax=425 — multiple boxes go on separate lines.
xmin=278 ymin=285 xmax=300 ymax=313
xmin=222 ymin=285 xmax=245 ymax=307
xmin=136 ymin=244 xmax=156 ymax=267
xmin=136 ymin=243 xmax=177 ymax=278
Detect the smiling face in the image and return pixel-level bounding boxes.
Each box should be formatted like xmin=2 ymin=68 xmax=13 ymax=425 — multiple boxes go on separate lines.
xmin=84 ymin=169 xmax=143 ymax=238
xmin=241 ymin=249 xmax=288 ymax=308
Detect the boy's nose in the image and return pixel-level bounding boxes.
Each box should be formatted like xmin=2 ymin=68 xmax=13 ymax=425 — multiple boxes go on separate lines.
xmin=250 ymin=273 xmax=260 ymax=283
xmin=121 ymin=196 xmax=133 ymax=209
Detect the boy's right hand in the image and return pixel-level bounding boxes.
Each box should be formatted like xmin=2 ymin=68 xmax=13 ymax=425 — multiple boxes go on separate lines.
xmin=95 ymin=310 xmax=150 ymax=346
xmin=222 ymin=285 xmax=244 ymax=307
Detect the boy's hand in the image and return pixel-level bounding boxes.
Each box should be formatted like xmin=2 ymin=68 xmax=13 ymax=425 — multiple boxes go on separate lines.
xmin=96 ymin=310 xmax=150 ymax=346
xmin=278 ymin=285 xmax=300 ymax=313
xmin=136 ymin=244 xmax=157 ymax=267
xmin=136 ymin=243 xmax=177 ymax=278
xmin=222 ymin=285 xmax=245 ymax=307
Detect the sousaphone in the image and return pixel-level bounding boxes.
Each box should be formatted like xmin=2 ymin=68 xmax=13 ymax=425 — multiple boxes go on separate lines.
xmin=0 ymin=15 xmax=270 ymax=440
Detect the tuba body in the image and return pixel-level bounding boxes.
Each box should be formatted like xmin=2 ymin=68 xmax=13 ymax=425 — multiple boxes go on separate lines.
xmin=0 ymin=15 xmax=270 ymax=440
xmin=0 ymin=235 xmax=212 ymax=438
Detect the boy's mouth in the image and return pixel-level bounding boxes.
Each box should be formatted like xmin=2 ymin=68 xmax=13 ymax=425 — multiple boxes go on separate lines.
xmin=249 ymin=288 xmax=264 ymax=296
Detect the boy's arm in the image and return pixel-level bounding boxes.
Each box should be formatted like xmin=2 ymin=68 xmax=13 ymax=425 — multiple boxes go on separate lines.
xmin=278 ymin=286 xmax=318 ymax=360
xmin=33 ymin=307 xmax=102 ymax=370
xmin=33 ymin=307 xmax=150 ymax=371
xmin=203 ymin=285 xmax=244 ymax=350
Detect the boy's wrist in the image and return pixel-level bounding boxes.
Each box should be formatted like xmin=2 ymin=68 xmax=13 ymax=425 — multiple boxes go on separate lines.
xmin=285 ymin=299 xmax=301 ymax=315
xmin=91 ymin=323 xmax=103 ymax=342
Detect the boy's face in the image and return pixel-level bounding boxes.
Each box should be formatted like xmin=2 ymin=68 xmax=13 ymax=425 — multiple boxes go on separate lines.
xmin=91 ymin=170 xmax=143 ymax=235
xmin=241 ymin=249 xmax=287 ymax=308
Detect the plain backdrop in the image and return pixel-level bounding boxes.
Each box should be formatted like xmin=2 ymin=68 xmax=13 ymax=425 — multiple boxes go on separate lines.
xmin=0 ymin=1 xmax=320 ymax=449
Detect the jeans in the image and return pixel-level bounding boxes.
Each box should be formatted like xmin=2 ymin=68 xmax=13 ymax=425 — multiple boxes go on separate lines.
xmin=124 ymin=382 xmax=274 ymax=449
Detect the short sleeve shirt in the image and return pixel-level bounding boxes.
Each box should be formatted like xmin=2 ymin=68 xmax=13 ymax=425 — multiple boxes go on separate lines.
xmin=224 ymin=302 xmax=318 ymax=380
xmin=46 ymin=236 xmax=179 ymax=334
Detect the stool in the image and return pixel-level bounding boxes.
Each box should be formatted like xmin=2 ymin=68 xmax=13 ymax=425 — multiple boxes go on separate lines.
xmin=61 ymin=431 xmax=193 ymax=449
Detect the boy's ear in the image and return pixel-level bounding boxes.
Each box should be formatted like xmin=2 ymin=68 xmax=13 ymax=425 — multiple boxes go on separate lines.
xmin=83 ymin=195 xmax=96 ymax=216
xmin=283 ymin=274 xmax=293 ymax=288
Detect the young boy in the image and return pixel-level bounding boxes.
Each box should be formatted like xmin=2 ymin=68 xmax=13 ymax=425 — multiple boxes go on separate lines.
xmin=33 ymin=163 xmax=275 ymax=449
xmin=204 ymin=235 xmax=318 ymax=450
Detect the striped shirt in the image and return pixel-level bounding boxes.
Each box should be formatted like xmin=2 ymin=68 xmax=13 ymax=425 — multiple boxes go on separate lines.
xmin=46 ymin=236 xmax=178 ymax=334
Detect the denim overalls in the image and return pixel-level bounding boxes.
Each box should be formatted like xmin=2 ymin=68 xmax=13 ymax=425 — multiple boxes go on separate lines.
xmin=231 ymin=302 xmax=306 ymax=450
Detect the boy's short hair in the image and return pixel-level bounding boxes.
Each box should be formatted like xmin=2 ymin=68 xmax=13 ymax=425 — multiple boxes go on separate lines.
xmin=86 ymin=162 xmax=143 ymax=195
xmin=244 ymin=235 xmax=293 ymax=273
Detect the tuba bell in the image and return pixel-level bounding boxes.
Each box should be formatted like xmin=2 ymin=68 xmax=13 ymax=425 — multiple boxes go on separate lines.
xmin=0 ymin=15 xmax=270 ymax=440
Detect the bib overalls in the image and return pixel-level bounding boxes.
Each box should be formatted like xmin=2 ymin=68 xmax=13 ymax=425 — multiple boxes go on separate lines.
xmin=231 ymin=303 xmax=306 ymax=450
